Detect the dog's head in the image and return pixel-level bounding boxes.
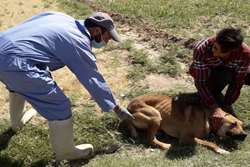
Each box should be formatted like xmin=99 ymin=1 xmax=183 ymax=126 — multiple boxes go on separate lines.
xmin=216 ymin=114 xmax=247 ymax=141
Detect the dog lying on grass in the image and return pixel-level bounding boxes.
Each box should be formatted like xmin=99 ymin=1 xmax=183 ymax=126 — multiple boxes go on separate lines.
xmin=122 ymin=93 xmax=247 ymax=154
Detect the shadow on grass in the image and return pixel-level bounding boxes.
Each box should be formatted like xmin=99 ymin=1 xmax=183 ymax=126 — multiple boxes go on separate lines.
xmin=164 ymin=134 xmax=241 ymax=159
xmin=119 ymin=126 xmax=197 ymax=159
xmin=0 ymin=128 xmax=16 ymax=151
xmin=30 ymin=159 xmax=51 ymax=167
xmin=30 ymin=155 xmax=93 ymax=167
xmin=0 ymin=155 xmax=24 ymax=167
xmin=245 ymin=124 xmax=250 ymax=131
xmin=29 ymin=155 xmax=92 ymax=167
xmin=207 ymin=133 xmax=240 ymax=151
xmin=119 ymin=122 xmax=243 ymax=158
xmin=118 ymin=124 xmax=195 ymax=158
xmin=68 ymin=159 xmax=90 ymax=167
xmin=57 ymin=152 xmax=105 ymax=167
xmin=30 ymin=159 xmax=85 ymax=167
xmin=165 ymin=144 xmax=196 ymax=160
xmin=0 ymin=128 xmax=24 ymax=167
xmin=156 ymin=130 xmax=196 ymax=159
xmin=68 ymin=142 xmax=122 ymax=167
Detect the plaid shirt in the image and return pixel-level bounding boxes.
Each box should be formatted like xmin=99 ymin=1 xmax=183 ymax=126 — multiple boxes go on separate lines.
xmin=189 ymin=37 xmax=250 ymax=107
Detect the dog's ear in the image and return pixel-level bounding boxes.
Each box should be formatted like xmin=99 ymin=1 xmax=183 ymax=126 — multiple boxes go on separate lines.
xmin=210 ymin=116 xmax=224 ymax=132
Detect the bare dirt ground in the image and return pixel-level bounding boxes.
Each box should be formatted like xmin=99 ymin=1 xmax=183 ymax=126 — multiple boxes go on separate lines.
xmin=0 ymin=0 xmax=194 ymax=122
xmin=114 ymin=13 xmax=195 ymax=94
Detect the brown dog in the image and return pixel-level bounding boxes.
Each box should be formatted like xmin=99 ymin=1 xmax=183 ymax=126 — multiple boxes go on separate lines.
xmin=123 ymin=93 xmax=247 ymax=154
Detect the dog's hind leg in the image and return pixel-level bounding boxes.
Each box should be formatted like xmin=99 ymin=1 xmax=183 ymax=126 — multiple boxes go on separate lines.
xmin=131 ymin=106 xmax=171 ymax=150
xmin=194 ymin=138 xmax=230 ymax=154
xmin=145 ymin=116 xmax=171 ymax=150
xmin=148 ymin=120 xmax=171 ymax=149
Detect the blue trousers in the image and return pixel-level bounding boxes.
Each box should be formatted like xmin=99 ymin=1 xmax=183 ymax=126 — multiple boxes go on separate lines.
xmin=0 ymin=60 xmax=72 ymax=121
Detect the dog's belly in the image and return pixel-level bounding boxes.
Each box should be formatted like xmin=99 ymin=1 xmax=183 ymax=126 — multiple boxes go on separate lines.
xmin=161 ymin=126 xmax=179 ymax=138
xmin=160 ymin=120 xmax=182 ymax=138
xmin=160 ymin=117 xmax=208 ymax=139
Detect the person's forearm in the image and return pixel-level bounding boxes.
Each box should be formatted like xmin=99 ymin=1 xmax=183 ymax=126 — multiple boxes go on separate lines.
xmin=195 ymin=81 xmax=217 ymax=108
xmin=224 ymin=83 xmax=242 ymax=106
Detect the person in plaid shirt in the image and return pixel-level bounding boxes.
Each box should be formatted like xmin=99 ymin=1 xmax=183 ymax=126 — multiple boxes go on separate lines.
xmin=189 ymin=27 xmax=250 ymax=118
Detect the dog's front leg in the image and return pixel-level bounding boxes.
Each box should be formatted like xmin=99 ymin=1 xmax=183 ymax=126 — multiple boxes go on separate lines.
xmin=194 ymin=138 xmax=230 ymax=154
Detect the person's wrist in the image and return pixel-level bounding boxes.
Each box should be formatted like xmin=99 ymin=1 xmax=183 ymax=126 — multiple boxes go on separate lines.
xmin=223 ymin=104 xmax=230 ymax=109
xmin=113 ymin=105 xmax=121 ymax=114
xmin=210 ymin=104 xmax=219 ymax=110
xmin=211 ymin=107 xmax=225 ymax=118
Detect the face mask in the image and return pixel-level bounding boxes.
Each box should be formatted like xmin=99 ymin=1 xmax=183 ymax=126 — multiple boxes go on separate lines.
xmin=91 ymin=39 xmax=106 ymax=48
xmin=91 ymin=32 xmax=106 ymax=49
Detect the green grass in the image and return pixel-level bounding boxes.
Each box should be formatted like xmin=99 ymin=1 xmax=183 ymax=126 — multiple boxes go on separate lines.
xmin=1 ymin=98 xmax=250 ymax=167
xmin=51 ymin=0 xmax=92 ymax=18
xmin=117 ymin=39 xmax=190 ymax=81
xmin=122 ymin=85 xmax=151 ymax=100
xmin=154 ymin=50 xmax=183 ymax=77
xmin=0 ymin=107 xmax=122 ymax=167
xmin=234 ymin=86 xmax=250 ymax=123
xmin=1 ymin=0 xmax=250 ymax=166
xmin=94 ymin=0 xmax=250 ymax=27
xmin=0 ymin=121 xmax=52 ymax=167
xmin=94 ymin=0 xmax=250 ymax=42
xmin=87 ymin=88 xmax=250 ymax=167
xmin=103 ymin=40 xmax=133 ymax=52
xmin=86 ymin=146 xmax=250 ymax=167
xmin=102 ymin=40 xmax=182 ymax=82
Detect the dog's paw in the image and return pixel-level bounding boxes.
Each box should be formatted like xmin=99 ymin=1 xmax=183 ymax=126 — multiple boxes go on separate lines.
xmin=160 ymin=143 xmax=171 ymax=150
xmin=216 ymin=148 xmax=230 ymax=155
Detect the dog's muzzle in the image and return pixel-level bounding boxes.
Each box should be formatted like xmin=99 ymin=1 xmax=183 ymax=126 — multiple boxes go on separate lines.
xmin=226 ymin=132 xmax=247 ymax=141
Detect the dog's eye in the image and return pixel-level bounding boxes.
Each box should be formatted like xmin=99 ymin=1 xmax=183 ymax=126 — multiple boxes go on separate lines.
xmin=230 ymin=122 xmax=237 ymax=129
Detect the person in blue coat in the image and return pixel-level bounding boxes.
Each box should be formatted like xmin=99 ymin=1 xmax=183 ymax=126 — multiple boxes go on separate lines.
xmin=0 ymin=11 xmax=134 ymax=161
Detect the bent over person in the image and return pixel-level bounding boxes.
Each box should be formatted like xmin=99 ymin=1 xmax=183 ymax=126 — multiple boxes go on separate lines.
xmin=0 ymin=11 xmax=134 ymax=161
xmin=189 ymin=27 xmax=250 ymax=118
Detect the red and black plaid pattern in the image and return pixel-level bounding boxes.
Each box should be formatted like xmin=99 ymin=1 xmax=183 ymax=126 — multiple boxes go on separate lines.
xmin=189 ymin=37 xmax=250 ymax=107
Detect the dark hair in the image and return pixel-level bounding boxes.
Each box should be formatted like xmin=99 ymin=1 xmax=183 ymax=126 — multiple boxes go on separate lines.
xmin=84 ymin=19 xmax=106 ymax=33
xmin=216 ymin=27 xmax=243 ymax=53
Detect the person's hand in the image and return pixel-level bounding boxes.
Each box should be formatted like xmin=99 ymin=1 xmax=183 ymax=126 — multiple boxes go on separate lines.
xmin=113 ymin=105 xmax=135 ymax=121
xmin=211 ymin=107 xmax=225 ymax=118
